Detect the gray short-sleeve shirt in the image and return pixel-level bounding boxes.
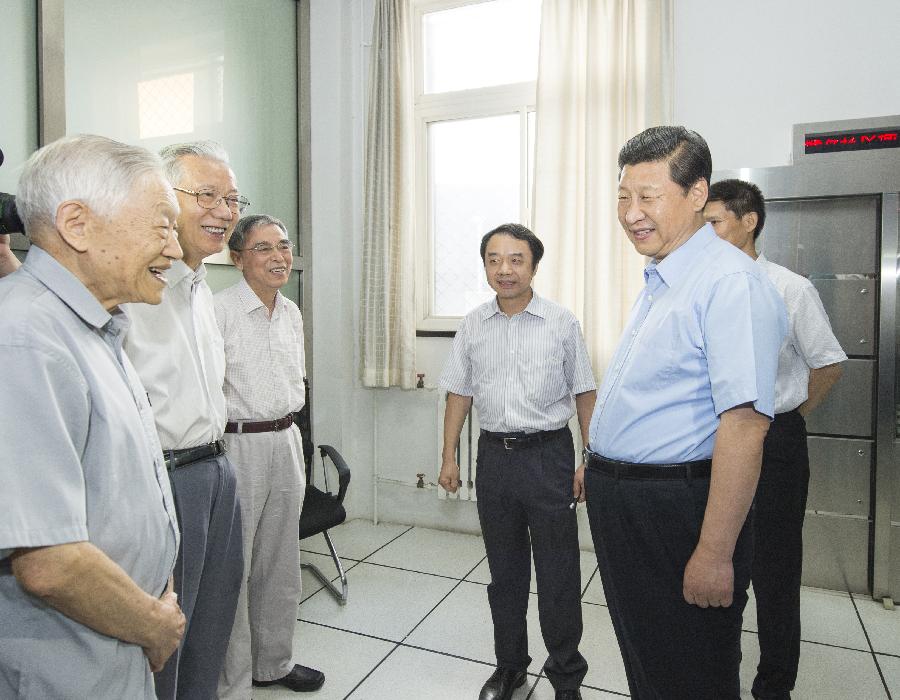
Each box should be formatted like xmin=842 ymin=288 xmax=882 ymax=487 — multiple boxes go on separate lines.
xmin=0 ymin=247 xmax=179 ymax=699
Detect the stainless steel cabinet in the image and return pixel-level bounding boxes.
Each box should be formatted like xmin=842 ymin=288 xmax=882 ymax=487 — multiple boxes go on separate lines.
xmin=715 ymin=134 xmax=900 ymax=600
xmin=812 ymin=279 xmax=876 ymax=357
xmin=762 ymin=196 xmax=879 ymax=275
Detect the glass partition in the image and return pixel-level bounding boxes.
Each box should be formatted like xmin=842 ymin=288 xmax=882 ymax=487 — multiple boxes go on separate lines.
xmin=63 ymin=0 xmax=299 ymax=297
xmin=0 ymin=0 xmax=38 ymax=261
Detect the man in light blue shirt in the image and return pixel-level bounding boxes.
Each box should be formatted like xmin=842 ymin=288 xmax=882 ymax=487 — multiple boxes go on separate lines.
xmin=0 ymin=135 xmax=184 ymax=699
xmin=584 ymin=126 xmax=786 ymax=700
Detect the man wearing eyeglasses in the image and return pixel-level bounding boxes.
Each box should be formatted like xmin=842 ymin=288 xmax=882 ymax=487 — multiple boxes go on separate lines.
xmin=123 ymin=141 xmax=247 ymax=700
xmin=212 ymin=214 xmax=323 ymax=696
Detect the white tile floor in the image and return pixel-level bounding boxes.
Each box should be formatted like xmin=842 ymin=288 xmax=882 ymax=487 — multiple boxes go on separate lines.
xmin=254 ymin=519 xmax=900 ymax=699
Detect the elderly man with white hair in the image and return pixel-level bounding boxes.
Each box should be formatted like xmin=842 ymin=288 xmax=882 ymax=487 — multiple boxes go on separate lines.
xmin=0 ymin=134 xmax=185 ymax=699
xmin=124 ymin=140 xmax=246 ymax=700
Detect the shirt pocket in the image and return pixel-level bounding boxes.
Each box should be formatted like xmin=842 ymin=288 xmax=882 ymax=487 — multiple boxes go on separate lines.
xmin=525 ymin=354 xmax=568 ymax=408
xmin=631 ymin=307 xmax=702 ymax=388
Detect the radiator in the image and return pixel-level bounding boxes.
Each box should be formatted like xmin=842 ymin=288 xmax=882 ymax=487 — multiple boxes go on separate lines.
xmin=437 ymin=392 xmax=479 ymax=502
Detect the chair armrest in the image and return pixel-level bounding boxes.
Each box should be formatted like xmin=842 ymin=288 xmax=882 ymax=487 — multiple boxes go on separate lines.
xmin=317 ymin=444 xmax=351 ymax=504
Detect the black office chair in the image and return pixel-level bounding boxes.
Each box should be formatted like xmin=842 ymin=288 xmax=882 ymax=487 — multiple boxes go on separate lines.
xmin=294 ymin=379 xmax=351 ymax=604
xmin=298 ymin=443 xmax=351 ymax=605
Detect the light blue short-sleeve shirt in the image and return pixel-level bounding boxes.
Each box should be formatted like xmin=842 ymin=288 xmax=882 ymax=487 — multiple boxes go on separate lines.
xmin=0 ymin=247 xmax=179 ymax=699
xmin=589 ymin=224 xmax=787 ymax=463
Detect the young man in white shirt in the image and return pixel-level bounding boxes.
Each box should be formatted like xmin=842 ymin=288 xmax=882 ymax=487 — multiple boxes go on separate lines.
xmin=705 ymin=179 xmax=847 ymax=700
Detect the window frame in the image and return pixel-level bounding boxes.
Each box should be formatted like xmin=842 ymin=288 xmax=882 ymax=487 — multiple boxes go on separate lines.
xmin=413 ymin=0 xmax=538 ymax=332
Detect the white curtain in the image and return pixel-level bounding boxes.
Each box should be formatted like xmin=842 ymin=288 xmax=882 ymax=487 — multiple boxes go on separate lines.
xmin=360 ymin=0 xmax=417 ymax=389
xmin=531 ymin=0 xmax=673 ymax=377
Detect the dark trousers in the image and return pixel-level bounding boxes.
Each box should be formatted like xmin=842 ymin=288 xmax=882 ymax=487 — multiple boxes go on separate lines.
xmin=585 ymin=465 xmax=753 ymax=700
xmin=752 ymin=410 xmax=809 ymax=700
xmin=155 ymin=453 xmax=244 ymax=700
xmin=475 ymin=428 xmax=588 ymax=690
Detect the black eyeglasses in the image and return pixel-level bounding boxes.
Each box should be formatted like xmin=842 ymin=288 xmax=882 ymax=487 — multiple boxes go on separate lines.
xmin=173 ymin=187 xmax=251 ymax=214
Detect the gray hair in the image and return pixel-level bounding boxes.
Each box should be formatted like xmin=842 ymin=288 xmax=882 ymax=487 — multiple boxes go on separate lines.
xmin=228 ymin=214 xmax=288 ymax=252
xmin=159 ymin=140 xmax=230 ymax=187
xmin=17 ymin=134 xmax=165 ymax=235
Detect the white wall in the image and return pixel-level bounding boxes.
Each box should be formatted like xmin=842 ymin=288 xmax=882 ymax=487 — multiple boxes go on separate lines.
xmin=308 ymin=0 xmax=373 ymax=515
xmin=674 ymin=0 xmax=900 ymax=169
xmin=309 ymin=0 xmax=482 ymax=534
xmin=308 ymin=0 xmax=900 ymax=533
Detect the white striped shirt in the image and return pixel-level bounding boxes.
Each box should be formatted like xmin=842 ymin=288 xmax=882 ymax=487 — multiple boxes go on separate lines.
xmin=214 ymin=279 xmax=306 ymax=421
xmin=757 ymin=255 xmax=847 ymax=414
xmin=440 ymin=292 xmax=596 ymax=432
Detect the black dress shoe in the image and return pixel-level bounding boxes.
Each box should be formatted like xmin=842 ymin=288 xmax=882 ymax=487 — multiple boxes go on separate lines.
xmin=479 ymin=667 xmax=527 ymax=700
xmin=252 ymin=664 xmax=325 ymax=692
xmin=555 ymin=690 xmax=582 ymax=700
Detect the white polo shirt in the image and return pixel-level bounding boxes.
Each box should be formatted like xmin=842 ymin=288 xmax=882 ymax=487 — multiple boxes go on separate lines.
xmin=757 ymin=254 xmax=848 ymax=414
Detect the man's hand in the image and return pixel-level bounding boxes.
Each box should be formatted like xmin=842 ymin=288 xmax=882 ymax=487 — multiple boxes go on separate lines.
xmin=143 ymin=591 xmax=185 ymax=672
xmin=0 ymin=233 xmax=21 ymax=277
xmin=438 ymin=459 xmax=461 ymax=494
xmin=439 ymin=392 xmax=471 ymax=495
xmin=573 ymin=463 xmax=586 ymax=502
xmin=683 ymin=542 xmax=734 ymax=608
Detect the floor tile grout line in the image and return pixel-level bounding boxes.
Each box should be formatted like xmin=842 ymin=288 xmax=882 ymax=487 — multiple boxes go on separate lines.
xmin=357 ymin=523 xmax=417 ymax=563
xmin=346 ymin=558 xmax=485 ymax=583
xmin=848 ymin=591 xmax=894 ymax=699
xmin=300 ymin=547 xmax=362 ymax=562
xmin=301 ymin=523 xmax=417 ymax=566
xmin=397 ymin=555 xmax=489 ymax=643
xmin=737 ymin=624 xmax=891 ymax=656
xmin=295 ymin=617 xmax=406 ymax=645
xmin=581 ymin=564 xmax=600 ymax=599
xmin=395 ymin=640 xmax=522 ymax=672
xmin=524 ymin=668 xmax=543 ymax=699
xmin=341 ymin=641 xmax=403 ymax=700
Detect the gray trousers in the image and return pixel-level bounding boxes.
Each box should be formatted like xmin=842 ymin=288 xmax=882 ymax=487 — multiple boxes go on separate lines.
xmin=154 ymin=453 xmax=243 ymax=700
xmin=217 ymin=425 xmax=306 ymax=699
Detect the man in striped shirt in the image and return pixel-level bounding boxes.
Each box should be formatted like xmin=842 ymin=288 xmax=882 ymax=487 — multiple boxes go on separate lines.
xmin=439 ymin=223 xmax=596 ymax=700
xmin=705 ymin=179 xmax=846 ymax=700
xmin=214 ymin=214 xmax=324 ymax=696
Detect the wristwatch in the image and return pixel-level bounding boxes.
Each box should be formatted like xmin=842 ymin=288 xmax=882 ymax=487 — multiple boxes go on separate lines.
xmin=582 ymin=447 xmax=590 ymax=464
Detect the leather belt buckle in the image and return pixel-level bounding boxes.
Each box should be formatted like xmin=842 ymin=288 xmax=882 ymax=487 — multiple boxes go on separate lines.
xmin=503 ymin=437 xmax=516 ymax=450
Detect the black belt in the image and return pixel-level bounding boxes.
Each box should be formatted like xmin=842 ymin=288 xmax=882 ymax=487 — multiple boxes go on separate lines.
xmin=586 ymin=451 xmax=711 ymax=480
xmin=480 ymin=426 xmax=569 ymax=450
xmin=164 ymin=440 xmax=226 ymax=472
xmin=224 ymin=413 xmax=294 ymax=434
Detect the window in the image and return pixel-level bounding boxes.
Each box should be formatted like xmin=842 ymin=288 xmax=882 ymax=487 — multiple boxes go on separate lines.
xmin=414 ymin=0 xmax=541 ymax=330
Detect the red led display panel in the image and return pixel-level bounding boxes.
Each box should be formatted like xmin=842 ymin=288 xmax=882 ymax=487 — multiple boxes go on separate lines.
xmin=805 ymin=128 xmax=900 ymax=154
